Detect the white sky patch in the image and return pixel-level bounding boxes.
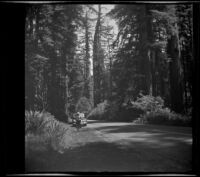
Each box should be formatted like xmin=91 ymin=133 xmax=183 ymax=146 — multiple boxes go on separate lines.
xmin=92 ymin=5 xmax=118 ymax=35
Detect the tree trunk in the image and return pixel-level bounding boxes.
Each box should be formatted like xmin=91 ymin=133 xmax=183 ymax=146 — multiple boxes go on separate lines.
xmin=167 ymin=35 xmax=184 ymax=113
xmin=93 ymin=5 xmax=105 ymax=106
xmin=139 ymin=5 xmax=152 ymax=95
xmin=151 ymin=50 xmax=157 ymax=97
xmin=83 ymin=11 xmax=91 ymax=100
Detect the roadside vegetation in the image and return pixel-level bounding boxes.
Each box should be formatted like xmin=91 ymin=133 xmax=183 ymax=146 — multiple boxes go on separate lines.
xmin=25 ymin=110 xmax=72 ymax=155
xmin=88 ymin=94 xmax=192 ymax=127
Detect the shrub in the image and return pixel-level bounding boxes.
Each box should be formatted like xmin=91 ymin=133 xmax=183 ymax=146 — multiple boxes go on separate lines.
xmin=116 ymin=94 xmax=165 ymax=122
xmin=127 ymin=94 xmax=191 ymax=126
xmin=87 ymin=100 xmax=109 ymax=120
xmin=131 ymin=93 xmax=164 ymax=112
xmin=138 ymin=108 xmax=191 ymax=126
xmin=75 ymin=97 xmax=92 ymax=115
xmin=44 ymin=119 xmax=68 ymax=151
xmin=105 ymin=100 xmax=144 ymax=122
xmin=25 ymin=110 xmax=50 ymax=135
xmin=25 ymin=110 xmax=68 ymax=153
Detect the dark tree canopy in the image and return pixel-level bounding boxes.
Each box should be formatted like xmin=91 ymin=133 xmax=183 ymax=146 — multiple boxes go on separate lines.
xmin=25 ymin=4 xmax=193 ymax=122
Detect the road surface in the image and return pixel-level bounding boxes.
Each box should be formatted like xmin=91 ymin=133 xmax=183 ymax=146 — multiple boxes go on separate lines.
xmin=26 ymin=120 xmax=192 ymax=172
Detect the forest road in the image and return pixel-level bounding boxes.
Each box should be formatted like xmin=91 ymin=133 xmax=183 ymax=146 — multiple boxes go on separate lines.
xmin=26 ymin=120 xmax=192 ymax=172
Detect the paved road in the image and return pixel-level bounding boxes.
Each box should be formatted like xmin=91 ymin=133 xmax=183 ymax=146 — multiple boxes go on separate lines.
xmin=26 ymin=120 xmax=192 ymax=172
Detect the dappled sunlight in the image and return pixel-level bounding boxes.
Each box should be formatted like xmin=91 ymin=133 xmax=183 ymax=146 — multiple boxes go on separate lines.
xmin=26 ymin=121 xmax=192 ymax=172
xmin=87 ymin=122 xmax=130 ymax=128
xmin=88 ymin=122 xmax=192 ymax=149
xmin=102 ymin=131 xmax=179 ymax=148
xmin=163 ymin=136 xmax=192 ymax=145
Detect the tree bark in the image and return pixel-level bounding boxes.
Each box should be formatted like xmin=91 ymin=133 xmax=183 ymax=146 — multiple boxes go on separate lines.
xmin=167 ymin=35 xmax=184 ymax=113
xmin=93 ymin=5 xmax=105 ymax=106
xmin=83 ymin=11 xmax=91 ymax=100
xmin=139 ymin=5 xmax=152 ymax=95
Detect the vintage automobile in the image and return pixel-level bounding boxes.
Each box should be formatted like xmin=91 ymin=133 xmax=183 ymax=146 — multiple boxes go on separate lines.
xmin=72 ymin=112 xmax=87 ymax=127
xmin=80 ymin=117 xmax=87 ymax=126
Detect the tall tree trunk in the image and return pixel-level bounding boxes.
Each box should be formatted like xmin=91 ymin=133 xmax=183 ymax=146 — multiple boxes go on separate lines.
xmin=108 ymin=43 xmax=112 ymax=100
xmin=48 ymin=7 xmax=58 ymax=116
xmin=49 ymin=51 xmax=57 ymax=115
xmin=65 ymin=75 xmax=70 ymax=120
xmin=139 ymin=5 xmax=152 ymax=95
xmin=93 ymin=5 xmax=105 ymax=106
xmin=181 ymin=42 xmax=188 ymax=113
xmin=150 ymin=49 xmax=157 ymax=97
xmin=83 ymin=11 xmax=91 ymax=100
xmin=167 ymin=34 xmax=184 ymax=113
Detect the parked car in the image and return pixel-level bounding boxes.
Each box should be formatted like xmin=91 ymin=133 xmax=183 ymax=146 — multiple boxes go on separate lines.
xmin=72 ymin=112 xmax=87 ymax=127
xmin=80 ymin=117 xmax=87 ymax=126
xmin=71 ymin=117 xmax=76 ymax=125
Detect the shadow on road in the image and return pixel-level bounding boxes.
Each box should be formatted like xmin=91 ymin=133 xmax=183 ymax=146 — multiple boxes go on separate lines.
xmin=26 ymin=133 xmax=192 ymax=172
xmin=26 ymin=140 xmax=192 ymax=173
xmin=92 ymin=123 xmax=192 ymax=147
xmin=26 ymin=122 xmax=192 ymax=173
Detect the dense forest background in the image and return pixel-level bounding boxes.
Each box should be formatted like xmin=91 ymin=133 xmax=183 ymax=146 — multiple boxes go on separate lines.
xmin=25 ymin=4 xmax=193 ymax=125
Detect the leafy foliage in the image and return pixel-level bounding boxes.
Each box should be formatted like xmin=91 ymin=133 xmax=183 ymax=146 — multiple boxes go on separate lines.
xmin=25 ymin=110 xmax=68 ymax=152
xmin=107 ymin=4 xmax=192 ymax=119
xmin=75 ymin=96 xmax=92 ymax=114
xmin=87 ymin=100 xmax=109 ymax=120
xmin=138 ymin=108 xmax=191 ymax=126
xmin=25 ymin=5 xmax=83 ymax=120
xmin=130 ymin=95 xmax=191 ymax=126
xmin=130 ymin=93 xmax=164 ymax=112
xmin=25 ymin=4 xmax=193 ymax=127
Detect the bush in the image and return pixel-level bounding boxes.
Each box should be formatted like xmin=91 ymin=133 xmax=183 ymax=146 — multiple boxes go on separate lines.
xmin=44 ymin=119 xmax=67 ymax=151
xmin=135 ymin=107 xmax=191 ymax=126
xmin=25 ymin=110 xmax=50 ymax=135
xmin=113 ymin=94 xmax=165 ymax=122
xmin=87 ymin=94 xmax=165 ymax=122
xmin=87 ymin=94 xmax=191 ymax=126
xmin=126 ymin=94 xmax=191 ymax=126
xmin=87 ymin=100 xmax=109 ymax=120
xmin=105 ymin=100 xmax=143 ymax=122
xmin=75 ymin=97 xmax=92 ymax=115
xmin=131 ymin=93 xmax=164 ymax=112
xmin=25 ymin=110 xmax=68 ymax=153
